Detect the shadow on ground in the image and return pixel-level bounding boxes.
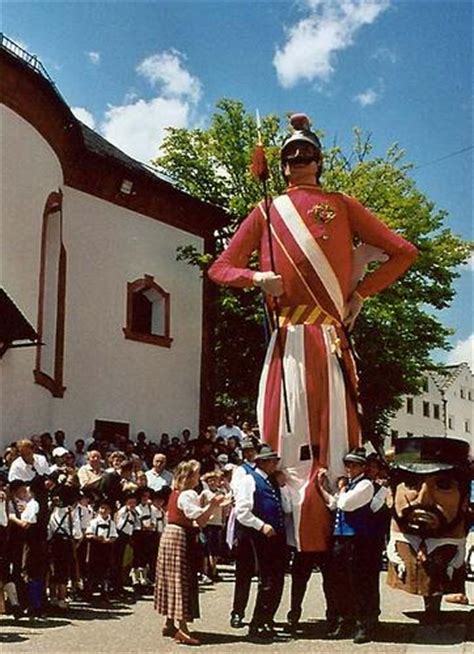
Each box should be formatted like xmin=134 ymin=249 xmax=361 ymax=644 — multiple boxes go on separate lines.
xmin=273 ymin=612 xmax=471 ymax=646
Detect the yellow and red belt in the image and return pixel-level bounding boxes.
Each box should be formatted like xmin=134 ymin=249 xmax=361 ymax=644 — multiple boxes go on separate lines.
xmin=278 ymin=304 xmax=340 ymax=328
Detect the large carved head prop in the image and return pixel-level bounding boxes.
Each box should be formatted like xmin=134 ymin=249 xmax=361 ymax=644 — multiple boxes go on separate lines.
xmin=390 ymin=437 xmax=470 ymax=539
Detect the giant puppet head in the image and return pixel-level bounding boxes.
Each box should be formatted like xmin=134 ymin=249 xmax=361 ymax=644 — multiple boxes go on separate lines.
xmin=390 ymin=436 xmax=470 ymax=539
xmin=280 ymin=114 xmax=323 ymax=182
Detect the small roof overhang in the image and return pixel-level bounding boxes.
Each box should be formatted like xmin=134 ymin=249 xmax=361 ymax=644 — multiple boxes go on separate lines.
xmin=0 ymin=288 xmax=39 ymax=358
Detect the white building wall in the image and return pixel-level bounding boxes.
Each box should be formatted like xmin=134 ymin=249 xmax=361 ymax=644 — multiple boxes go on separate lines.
xmin=58 ymin=186 xmax=203 ymax=442
xmin=445 ymin=367 xmax=474 ymax=446
xmin=389 ymin=373 xmax=444 ymax=439
xmin=1 ymin=103 xmax=205 ymax=447
xmin=1 ymin=105 xmax=64 ymax=441
xmin=388 ymin=366 xmax=473 ymax=448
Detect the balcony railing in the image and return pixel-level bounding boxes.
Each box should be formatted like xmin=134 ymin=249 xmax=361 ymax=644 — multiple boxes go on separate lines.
xmin=1 ymin=32 xmax=56 ymax=86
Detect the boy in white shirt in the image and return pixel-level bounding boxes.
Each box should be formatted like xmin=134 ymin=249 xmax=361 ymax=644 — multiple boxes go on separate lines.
xmin=85 ymin=500 xmax=118 ymax=600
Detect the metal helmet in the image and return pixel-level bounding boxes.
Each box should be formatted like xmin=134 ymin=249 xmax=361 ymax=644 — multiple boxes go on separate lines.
xmin=280 ymin=113 xmax=322 ymax=165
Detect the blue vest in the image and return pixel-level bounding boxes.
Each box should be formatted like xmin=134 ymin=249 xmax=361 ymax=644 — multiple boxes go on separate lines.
xmin=250 ymin=468 xmax=284 ymax=532
xmin=334 ymin=475 xmax=374 ymax=538
xmin=242 ymin=461 xmax=256 ymax=475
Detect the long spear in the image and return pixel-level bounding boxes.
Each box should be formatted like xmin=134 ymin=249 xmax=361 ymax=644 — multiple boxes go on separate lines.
xmin=251 ymin=110 xmax=292 ymax=434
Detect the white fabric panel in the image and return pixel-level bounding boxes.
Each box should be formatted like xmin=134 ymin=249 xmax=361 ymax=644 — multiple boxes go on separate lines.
xmin=323 ymin=325 xmax=349 ymax=486
xmin=256 ymin=330 xmax=277 ymax=441
xmin=279 ymin=325 xmax=313 ymax=551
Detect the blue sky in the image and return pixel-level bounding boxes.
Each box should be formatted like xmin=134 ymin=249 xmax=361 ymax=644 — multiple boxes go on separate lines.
xmin=3 ymin=0 xmax=472 ymax=365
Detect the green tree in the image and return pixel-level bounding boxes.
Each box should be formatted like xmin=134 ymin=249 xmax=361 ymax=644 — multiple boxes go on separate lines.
xmin=153 ymin=99 xmax=471 ymax=437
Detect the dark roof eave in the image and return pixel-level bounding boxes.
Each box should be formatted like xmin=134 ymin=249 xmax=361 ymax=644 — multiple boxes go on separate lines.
xmin=0 ymin=289 xmax=38 ymax=343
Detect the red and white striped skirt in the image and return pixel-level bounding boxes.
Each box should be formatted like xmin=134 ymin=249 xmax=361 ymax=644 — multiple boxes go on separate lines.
xmin=257 ymin=321 xmax=361 ymax=552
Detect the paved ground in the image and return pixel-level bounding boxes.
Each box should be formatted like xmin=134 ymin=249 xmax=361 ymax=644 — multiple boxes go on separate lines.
xmin=1 ymin=572 xmax=472 ymax=654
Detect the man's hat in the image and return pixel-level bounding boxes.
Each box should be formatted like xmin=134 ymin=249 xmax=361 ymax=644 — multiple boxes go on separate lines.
xmin=343 ymin=447 xmax=367 ymax=465
xmin=241 ymin=437 xmax=256 ymax=450
xmin=52 ymin=446 xmax=69 ymax=458
xmin=391 ymin=436 xmax=470 ymax=474
xmin=281 ymin=114 xmax=322 ymax=161
xmin=256 ymin=444 xmax=280 ymax=461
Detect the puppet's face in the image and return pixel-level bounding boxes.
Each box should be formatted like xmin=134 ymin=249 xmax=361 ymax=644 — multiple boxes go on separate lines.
xmin=393 ymin=470 xmax=464 ymax=538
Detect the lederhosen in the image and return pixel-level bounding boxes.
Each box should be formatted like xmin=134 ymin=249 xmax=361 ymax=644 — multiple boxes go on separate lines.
xmin=49 ymin=510 xmax=76 ymax=584
xmin=113 ymin=508 xmax=137 ymax=589
xmin=133 ymin=505 xmax=158 ymax=571
xmin=87 ymin=520 xmax=115 ymax=584
xmin=6 ymin=501 xmax=27 ymax=586
xmin=75 ymin=505 xmax=92 ymax=581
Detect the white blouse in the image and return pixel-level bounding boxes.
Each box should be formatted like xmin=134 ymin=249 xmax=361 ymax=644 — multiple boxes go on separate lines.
xmin=177 ymin=489 xmax=205 ymax=521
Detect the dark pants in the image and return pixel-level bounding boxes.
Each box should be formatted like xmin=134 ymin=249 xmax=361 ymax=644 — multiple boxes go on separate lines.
xmin=289 ymin=550 xmax=337 ymax=623
xmin=328 ymin=536 xmax=381 ymax=626
xmin=112 ymin=534 xmax=132 ymax=590
xmin=249 ymin=529 xmax=287 ymax=628
xmin=231 ymin=525 xmax=256 ymax=618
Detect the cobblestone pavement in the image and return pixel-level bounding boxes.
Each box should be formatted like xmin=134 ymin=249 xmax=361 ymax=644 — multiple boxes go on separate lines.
xmin=1 ymin=572 xmax=472 ymax=654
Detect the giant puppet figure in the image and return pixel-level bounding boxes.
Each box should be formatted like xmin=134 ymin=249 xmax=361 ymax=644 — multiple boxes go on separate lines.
xmin=387 ymin=436 xmax=471 ymax=622
xmin=208 ymin=114 xmax=418 ymax=552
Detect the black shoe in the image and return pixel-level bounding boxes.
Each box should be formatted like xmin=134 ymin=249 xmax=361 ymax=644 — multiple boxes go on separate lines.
xmin=248 ymin=625 xmax=274 ymax=641
xmin=353 ymin=625 xmax=371 ymax=644
xmin=286 ymin=609 xmax=301 ymax=633
xmin=419 ymin=611 xmax=442 ymax=626
xmin=230 ymin=613 xmax=244 ymax=628
xmin=325 ymin=618 xmax=353 ymax=640
xmin=12 ymin=605 xmax=24 ymax=620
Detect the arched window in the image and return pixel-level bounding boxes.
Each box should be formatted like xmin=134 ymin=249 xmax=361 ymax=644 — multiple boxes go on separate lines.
xmin=123 ymin=275 xmax=172 ymax=348
xmin=34 ymin=190 xmax=67 ymax=397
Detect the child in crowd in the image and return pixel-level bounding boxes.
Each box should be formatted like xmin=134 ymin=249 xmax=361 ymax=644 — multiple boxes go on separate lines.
xmin=200 ymin=471 xmax=232 ymax=582
xmin=22 ymin=476 xmax=48 ymax=618
xmin=47 ymin=486 xmax=82 ymax=609
xmin=133 ymin=487 xmax=160 ymax=590
xmin=114 ymin=491 xmax=139 ymax=595
xmin=5 ymin=480 xmax=29 ymax=617
xmin=0 ymin=480 xmax=8 ymax=615
xmin=150 ymin=487 xmax=170 ymax=584
xmin=85 ymin=500 xmax=118 ymax=600
xmin=75 ymin=490 xmax=94 ymax=592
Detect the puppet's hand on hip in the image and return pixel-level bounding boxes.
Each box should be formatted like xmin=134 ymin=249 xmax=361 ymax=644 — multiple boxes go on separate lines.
xmin=253 ymin=271 xmax=284 ymax=297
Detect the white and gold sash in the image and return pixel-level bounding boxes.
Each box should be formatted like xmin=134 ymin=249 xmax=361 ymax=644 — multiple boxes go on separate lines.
xmin=273 ymin=194 xmax=345 ymax=320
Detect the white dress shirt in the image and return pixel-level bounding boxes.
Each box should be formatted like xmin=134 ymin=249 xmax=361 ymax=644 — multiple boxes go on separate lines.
xmin=0 ymin=495 xmax=8 ymax=527
xmin=216 ymin=424 xmax=245 ymax=442
xmin=8 ymin=454 xmax=50 ymax=482
xmin=145 ymin=468 xmax=173 ymax=491
xmin=336 ymin=475 xmax=374 ymax=512
xmin=86 ymin=515 xmax=118 ymax=539
xmin=48 ymin=506 xmax=82 ymax=540
xmin=230 ymin=461 xmax=256 ymax=493
xmin=235 ymin=467 xmax=291 ymax=532
xmin=21 ymin=498 xmax=40 ymax=524
xmin=115 ymin=505 xmax=139 ymax=536
xmin=177 ymin=489 xmax=206 ymax=521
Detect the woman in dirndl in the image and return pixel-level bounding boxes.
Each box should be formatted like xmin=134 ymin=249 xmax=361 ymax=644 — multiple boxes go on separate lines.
xmin=155 ymin=460 xmax=224 ymax=646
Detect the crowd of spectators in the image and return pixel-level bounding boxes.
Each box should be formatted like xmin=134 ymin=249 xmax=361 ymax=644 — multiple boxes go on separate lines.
xmin=0 ymin=415 xmax=260 ymax=619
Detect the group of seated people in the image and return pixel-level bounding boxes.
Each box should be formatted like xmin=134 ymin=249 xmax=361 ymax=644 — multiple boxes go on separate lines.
xmin=0 ymin=417 xmax=255 ymax=619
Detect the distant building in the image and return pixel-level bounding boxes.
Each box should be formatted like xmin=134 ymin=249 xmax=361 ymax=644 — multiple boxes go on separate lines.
xmin=0 ymin=36 xmax=227 ymax=448
xmin=388 ymin=362 xmax=473 ymax=447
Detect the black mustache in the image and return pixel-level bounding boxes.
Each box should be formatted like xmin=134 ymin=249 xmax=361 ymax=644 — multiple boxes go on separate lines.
xmin=285 ymin=154 xmax=317 ymax=165
xmin=399 ymin=504 xmax=448 ymax=532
